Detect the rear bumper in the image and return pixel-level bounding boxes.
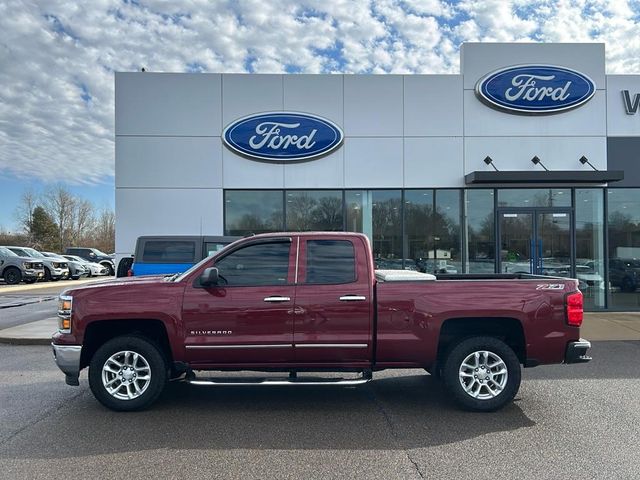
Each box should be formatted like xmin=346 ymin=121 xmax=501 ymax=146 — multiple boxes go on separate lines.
xmin=52 ymin=343 xmax=81 ymax=386
xmin=565 ymin=339 xmax=592 ymax=364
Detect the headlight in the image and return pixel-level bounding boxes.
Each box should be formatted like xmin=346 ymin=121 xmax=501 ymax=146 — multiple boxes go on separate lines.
xmin=52 ymin=262 xmax=60 ymax=268
xmin=57 ymin=295 xmax=73 ymax=333
xmin=23 ymin=262 xmax=31 ymax=269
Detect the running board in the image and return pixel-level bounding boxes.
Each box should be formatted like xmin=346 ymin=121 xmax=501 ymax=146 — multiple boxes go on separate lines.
xmin=185 ymin=371 xmax=372 ymax=387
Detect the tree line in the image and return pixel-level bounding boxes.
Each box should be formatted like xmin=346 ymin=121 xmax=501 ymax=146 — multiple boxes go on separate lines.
xmin=0 ymin=186 xmax=115 ymax=254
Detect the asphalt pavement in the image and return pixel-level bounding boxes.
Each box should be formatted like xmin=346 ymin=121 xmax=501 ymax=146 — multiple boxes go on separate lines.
xmin=0 ymin=341 xmax=638 ymax=479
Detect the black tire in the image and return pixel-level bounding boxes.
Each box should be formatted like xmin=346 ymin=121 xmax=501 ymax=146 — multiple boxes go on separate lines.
xmin=102 ymin=262 xmax=115 ymax=276
xmin=442 ymin=336 xmax=521 ymax=412
xmin=117 ymin=258 xmax=134 ymax=278
xmin=44 ymin=267 xmax=52 ymax=281
xmin=3 ymin=267 xmax=22 ymax=285
xmin=89 ymin=335 xmax=168 ymax=411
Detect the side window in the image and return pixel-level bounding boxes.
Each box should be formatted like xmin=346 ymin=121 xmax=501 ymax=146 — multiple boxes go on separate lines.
xmin=305 ymin=240 xmax=356 ymax=284
xmin=205 ymin=242 xmax=229 ymax=257
xmin=215 ymin=241 xmax=291 ymax=286
xmin=142 ymin=241 xmax=196 ymax=263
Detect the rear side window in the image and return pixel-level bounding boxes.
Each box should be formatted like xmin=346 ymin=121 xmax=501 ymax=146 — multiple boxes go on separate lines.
xmin=142 ymin=241 xmax=196 ymax=263
xmin=205 ymin=242 xmax=229 ymax=257
xmin=305 ymin=240 xmax=356 ymax=284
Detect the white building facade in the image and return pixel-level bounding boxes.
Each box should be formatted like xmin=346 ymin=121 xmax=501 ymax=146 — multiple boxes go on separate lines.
xmin=115 ymin=43 xmax=640 ymax=311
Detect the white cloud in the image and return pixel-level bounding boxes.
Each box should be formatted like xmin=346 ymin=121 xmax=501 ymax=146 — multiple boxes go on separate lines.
xmin=0 ymin=0 xmax=639 ymax=187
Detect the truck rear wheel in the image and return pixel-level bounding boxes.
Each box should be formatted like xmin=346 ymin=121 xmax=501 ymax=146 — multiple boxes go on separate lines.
xmin=89 ymin=335 xmax=168 ymax=411
xmin=442 ymin=336 xmax=521 ymax=412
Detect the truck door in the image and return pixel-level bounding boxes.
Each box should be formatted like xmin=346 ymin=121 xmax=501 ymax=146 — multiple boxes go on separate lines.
xmin=181 ymin=237 xmax=296 ymax=365
xmin=293 ymin=236 xmax=373 ymax=364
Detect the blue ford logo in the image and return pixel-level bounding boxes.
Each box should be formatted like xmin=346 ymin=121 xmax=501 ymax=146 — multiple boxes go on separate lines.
xmin=223 ymin=112 xmax=343 ymax=161
xmin=476 ymin=65 xmax=596 ymax=114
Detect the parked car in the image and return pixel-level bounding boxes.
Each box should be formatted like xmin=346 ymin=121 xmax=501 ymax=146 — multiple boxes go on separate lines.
xmin=575 ymin=265 xmax=605 ymax=292
xmin=62 ymin=255 xmax=108 ymax=277
xmin=41 ymin=252 xmax=88 ymax=280
xmin=609 ymin=258 xmax=640 ymax=293
xmin=65 ymin=247 xmax=115 ymax=276
xmin=118 ymin=235 xmax=239 ymax=277
xmin=6 ymin=246 xmax=69 ymax=281
xmin=53 ymin=232 xmax=590 ymax=412
xmin=0 ymin=246 xmax=44 ymax=284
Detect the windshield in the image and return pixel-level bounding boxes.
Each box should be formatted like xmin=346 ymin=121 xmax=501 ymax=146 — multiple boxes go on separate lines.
xmin=92 ymin=248 xmax=110 ymax=257
xmin=22 ymin=247 xmax=44 ymax=258
xmin=0 ymin=247 xmax=17 ymax=257
xmin=173 ymin=242 xmax=236 ymax=282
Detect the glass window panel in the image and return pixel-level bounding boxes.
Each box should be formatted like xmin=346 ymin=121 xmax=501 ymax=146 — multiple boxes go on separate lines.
xmin=224 ymin=191 xmax=283 ymax=236
xmin=371 ymin=191 xmax=402 ymax=269
xmin=608 ymin=189 xmax=640 ymax=309
xmin=286 ymin=191 xmax=343 ymax=231
xmin=142 ymin=241 xmax=196 ymax=263
xmin=434 ymin=190 xmax=462 ymax=274
xmin=497 ymin=189 xmax=571 ymax=207
xmin=404 ymin=190 xmax=433 ymax=272
xmin=305 ymin=240 xmax=356 ymax=284
xmin=215 ymin=241 xmax=290 ymax=286
xmin=345 ymin=190 xmax=367 ymax=234
xmin=576 ymin=189 xmax=605 ymax=309
xmin=465 ymin=190 xmax=495 ymax=273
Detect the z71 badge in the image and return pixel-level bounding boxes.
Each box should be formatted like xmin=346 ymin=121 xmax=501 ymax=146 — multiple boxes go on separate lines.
xmin=536 ymin=284 xmax=566 ymax=290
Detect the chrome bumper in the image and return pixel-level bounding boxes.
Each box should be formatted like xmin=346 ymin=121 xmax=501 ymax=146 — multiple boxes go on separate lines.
xmin=52 ymin=343 xmax=82 ymax=386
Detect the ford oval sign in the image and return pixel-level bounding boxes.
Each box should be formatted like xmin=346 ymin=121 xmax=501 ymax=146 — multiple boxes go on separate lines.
xmin=223 ymin=112 xmax=343 ymax=162
xmin=475 ymin=65 xmax=596 ymax=114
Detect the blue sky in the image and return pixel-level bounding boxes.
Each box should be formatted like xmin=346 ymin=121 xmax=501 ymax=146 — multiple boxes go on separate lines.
xmin=1 ymin=0 xmax=640 ymax=231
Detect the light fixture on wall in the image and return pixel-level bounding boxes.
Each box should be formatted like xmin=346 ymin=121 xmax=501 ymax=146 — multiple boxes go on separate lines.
xmin=579 ymin=155 xmax=599 ymax=171
xmin=531 ymin=156 xmax=549 ymax=171
xmin=484 ymin=156 xmax=499 ymax=171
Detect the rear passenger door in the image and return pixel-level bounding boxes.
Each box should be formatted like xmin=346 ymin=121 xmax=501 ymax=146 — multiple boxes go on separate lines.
xmin=293 ymin=236 xmax=373 ymax=364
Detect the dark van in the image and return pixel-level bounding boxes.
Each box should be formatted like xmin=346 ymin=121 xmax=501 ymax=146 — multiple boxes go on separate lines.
xmin=117 ymin=236 xmax=239 ymax=277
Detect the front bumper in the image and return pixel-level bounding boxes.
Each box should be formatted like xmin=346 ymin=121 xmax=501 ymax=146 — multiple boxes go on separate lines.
xmin=24 ymin=269 xmax=45 ymax=280
xmin=565 ymin=339 xmax=592 ymax=364
xmin=52 ymin=343 xmax=82 ymax=386
xmin=51 ymin=269 xmax=69 ymax=279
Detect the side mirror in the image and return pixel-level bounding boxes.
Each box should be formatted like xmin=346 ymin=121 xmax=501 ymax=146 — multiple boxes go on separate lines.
xmin=200 ymin=267 xmax=219 ymax=286
xmin=89 ymin=252 xmax=96 ymax=258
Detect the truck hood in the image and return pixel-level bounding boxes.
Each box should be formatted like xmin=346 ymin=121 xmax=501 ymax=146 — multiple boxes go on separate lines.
xmin=61 ymin=274 xmax=170 ymax=295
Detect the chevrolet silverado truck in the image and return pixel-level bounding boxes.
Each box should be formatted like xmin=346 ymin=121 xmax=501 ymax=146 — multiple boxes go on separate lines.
xmin=52 ymin=232 xmax=591 ymax=412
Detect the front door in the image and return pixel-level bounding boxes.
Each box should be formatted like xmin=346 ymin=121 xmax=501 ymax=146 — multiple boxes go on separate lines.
xmin=498 ymin=209 xmax=573 ymax=276
xmin=182 ymin=238 xmax=296 ymax=365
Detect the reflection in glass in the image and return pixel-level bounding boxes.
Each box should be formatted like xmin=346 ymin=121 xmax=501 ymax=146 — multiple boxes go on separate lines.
xmin=537 ymin=212 xmax=571 ymax=277
xmin=499 ymin=213 xmax=533 ymax=274
xmin=224 ymin=191 xmax=284 ymax=236
xmin=576 ymin=189 xmax=605 ymax=309
xmin=372 ymin=191 xmax=402 ymax=269
xmin=404 ymin=190 xmax=433 ymax=272
xmin=608 ymin=189 xmax=640 ymax=309
xmin=286 ymin=191 xmax=343 ymax=231
xmin=434 ymin=190 xmax=462 ymax=273
xmin=498 ymin=189 xmax=571 ymax=208
xmin=465 ymin=190 xmax=495 ymax=273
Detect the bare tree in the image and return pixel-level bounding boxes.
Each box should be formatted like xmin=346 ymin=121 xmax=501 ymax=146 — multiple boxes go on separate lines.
xmin=44 ymin=185 xmax=77 ymax=251
xmin=92 ymin=209 xmax=115 ymax=253
xmin=14 ymin=188 xmax=38 ymax=242
xmin=73 ymin=199 xmax=96 ymax=244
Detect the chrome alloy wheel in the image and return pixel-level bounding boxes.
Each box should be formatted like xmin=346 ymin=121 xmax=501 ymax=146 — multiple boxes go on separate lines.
xmin=101 ymin=350 xmax=151 ymax=400
xmin=458 ymin=350 xmax=508 ymax=400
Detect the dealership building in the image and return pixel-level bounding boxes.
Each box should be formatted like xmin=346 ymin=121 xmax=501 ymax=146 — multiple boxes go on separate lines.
xmin=115 ymin=42 xmax=640 ymax=311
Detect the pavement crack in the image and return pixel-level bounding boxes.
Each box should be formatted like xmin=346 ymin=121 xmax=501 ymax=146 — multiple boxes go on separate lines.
xmin=0 ymin=388 xmax=86 ymax=448
xmin=363 ymin=384 xmax=428 ymax=480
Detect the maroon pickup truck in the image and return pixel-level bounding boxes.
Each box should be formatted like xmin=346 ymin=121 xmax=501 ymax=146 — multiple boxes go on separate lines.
xmin=52 ymin=232 xmax=591 ymax=412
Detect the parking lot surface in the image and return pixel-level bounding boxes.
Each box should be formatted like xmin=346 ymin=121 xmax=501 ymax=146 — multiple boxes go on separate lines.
xmin=1 ymin=341 xmax=639 ymax=479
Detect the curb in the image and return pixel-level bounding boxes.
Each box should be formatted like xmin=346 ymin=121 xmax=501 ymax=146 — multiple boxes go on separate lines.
xmin=0 ymin=336 xmax=52 ymax=346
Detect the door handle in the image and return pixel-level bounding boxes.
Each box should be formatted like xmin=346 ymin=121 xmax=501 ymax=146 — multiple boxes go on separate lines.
xmin=263 ymin=296 xmax=291 ymax=303
xmin=339 ymin=295 xmax=367 ymax=301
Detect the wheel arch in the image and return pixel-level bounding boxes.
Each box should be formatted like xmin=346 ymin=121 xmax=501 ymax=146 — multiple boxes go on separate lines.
xmin=436 ymin=317 xmax=526 ymax=367
xmin=81 ymin=319 xmax=173 ymax=370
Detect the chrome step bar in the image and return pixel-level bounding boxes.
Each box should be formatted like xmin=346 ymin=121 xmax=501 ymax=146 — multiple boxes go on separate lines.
xmin=185 ymin=371 xmax=372 ymax=387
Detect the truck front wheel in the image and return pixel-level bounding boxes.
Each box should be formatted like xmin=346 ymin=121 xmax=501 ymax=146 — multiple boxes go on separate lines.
xmin=89 ymin=335 xmax=168 ymax=411
xmin=442 ymin=336 xmax=521 ymax=412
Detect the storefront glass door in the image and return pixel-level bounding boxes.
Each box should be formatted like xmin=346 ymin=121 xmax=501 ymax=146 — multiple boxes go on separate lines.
xmin=498 ymin=209 xmax=572 ymax=276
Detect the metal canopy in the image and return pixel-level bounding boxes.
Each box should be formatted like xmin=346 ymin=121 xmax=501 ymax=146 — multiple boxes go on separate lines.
xmin=464 ymin=170 xmax=625 ymax=184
